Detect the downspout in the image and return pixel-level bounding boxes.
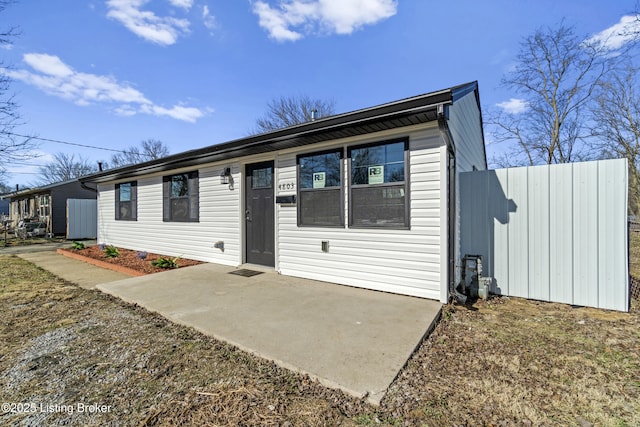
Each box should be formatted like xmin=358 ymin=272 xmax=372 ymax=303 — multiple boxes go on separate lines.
xmin=437 ymin=104 xmax=466 ymax=304
xmin=437 ymin=104 xmax=455 ymax=155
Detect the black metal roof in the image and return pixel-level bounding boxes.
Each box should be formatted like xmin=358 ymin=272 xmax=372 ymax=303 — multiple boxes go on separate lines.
xmin=81 ymin=81 xmax=479 ymax=184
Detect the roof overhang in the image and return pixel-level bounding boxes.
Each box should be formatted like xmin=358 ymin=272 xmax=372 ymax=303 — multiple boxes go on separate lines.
xmin=2 ymin=177 xmax=83 ymax=199
xmin=82 ymin=81 xmax=479 ymax=184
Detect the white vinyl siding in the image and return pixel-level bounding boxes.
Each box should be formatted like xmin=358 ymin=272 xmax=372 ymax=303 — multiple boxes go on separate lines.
xmin=277 ymin=126 xmax=444 ymax=300
xmin=97 ymin=164 xmax=241 ymax=265
xmin=448 ymin=90 xmax=487 ymax=173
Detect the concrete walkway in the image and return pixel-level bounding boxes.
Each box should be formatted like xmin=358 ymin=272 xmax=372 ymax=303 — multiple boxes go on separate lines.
xmin=10 ymin=249 xmax=441 ymax=404
xmin=16 ymin=250 xmax=131 ymax=289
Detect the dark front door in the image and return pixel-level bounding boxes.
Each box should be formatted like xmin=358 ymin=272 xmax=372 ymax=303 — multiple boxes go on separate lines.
xmin=245 ymin=161 xmax=275 ymax=267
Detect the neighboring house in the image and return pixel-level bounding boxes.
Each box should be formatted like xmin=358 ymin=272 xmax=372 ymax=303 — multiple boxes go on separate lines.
xmin=81 ymin=82 xmax=486 ymax=303
xmin=5 ymin=179 xmax=97 ymax=236
xmin=0 ymin=196 xmax=9 ymax=217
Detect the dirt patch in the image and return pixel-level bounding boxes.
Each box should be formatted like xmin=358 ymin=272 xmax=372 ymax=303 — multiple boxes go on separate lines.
xmin=1 ymin=255 xmax=639 ymax=426
xmin=60 ymin=245 xmax=203 ymax=275
xmin=0 ymin=255 xmax=370 ymax=426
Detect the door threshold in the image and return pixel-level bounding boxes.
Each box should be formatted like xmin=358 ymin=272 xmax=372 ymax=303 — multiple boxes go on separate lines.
xmin=239 ymin=263 xmax=275 ymax=273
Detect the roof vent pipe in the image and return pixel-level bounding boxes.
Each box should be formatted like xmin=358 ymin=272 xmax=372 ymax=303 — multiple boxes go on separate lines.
xmin=98 ymin=161 xmax=103 ymax=172
xmin=311 ymin=109 xmax=318 ymax=121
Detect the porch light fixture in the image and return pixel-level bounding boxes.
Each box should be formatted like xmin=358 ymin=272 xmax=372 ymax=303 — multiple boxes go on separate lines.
xmin=220 ymin=167 xmax=234 ymax=190
xmin=220 ymin=167 xmax=231 ymax=184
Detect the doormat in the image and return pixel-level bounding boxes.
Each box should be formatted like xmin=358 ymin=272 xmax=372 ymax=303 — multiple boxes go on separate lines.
xmin=229 ymin=269 xmax=264 ymax=277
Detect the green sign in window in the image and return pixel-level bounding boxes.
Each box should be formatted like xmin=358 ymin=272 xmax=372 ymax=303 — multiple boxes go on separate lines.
xmin=313 ymin=172 xmax=326 ymax=188
xmin=368 ymin=165 xmax=384 ymax=184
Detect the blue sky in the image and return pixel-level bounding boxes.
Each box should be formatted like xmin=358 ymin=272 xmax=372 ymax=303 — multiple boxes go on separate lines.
xmin=1 ymin=0 xmax=638 ymax=186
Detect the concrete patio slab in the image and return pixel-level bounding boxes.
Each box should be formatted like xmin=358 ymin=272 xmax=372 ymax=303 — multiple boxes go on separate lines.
xmin=97 ymin=263 xmax=441 ymax=404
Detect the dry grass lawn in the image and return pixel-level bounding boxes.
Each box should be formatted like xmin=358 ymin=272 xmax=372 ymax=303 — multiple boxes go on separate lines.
xmin=0 ymin=252 xmax=638 ymax=426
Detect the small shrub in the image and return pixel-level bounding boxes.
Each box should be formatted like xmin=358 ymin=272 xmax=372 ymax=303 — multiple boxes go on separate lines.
xmin=151 ymin=256 xmax=180 ymax=269
xmin=71 ymin=241 xmax=86 ymax=250
xmin=136 ymin=251 xmax=148 ymax=260
xmin=103 ymin=245 xmax=119 ymax=258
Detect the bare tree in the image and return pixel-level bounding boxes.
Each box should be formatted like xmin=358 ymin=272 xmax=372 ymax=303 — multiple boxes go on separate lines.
xmin=253 ymin=95 xmax=336 ymax=134
xmin=0 ymin=0 xmax=37 ymax=179
xmin=590 ymin=64 xmax=640 ymax=215
xmin=36 ymin=152 xmax=98 ymax=185
xmin=108 ymin=139 xmax=169 ymax=168
xmin=487 ymin=23 xmax=614 ymax=166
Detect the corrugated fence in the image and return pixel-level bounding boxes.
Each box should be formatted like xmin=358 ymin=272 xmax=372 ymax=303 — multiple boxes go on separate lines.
xmin=460 ymin=158 xmax=629 ymax=311
xmin=67 ymin=199 xmax=97 ymax=240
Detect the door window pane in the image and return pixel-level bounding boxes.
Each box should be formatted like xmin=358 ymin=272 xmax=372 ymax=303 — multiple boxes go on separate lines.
xmin=252 ymin=167 xmax=272 ymax=189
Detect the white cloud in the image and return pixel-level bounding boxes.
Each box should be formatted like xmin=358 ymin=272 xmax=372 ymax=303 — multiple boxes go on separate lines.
xmin=168 ymin=0 xmax=193 ymax=10
xmin=587 ymin=15 xmax=640 ymax=51
xmin=142 ymin=104 xmax=204 ymax=122
xmin=496 ymin=98 xmax=528 ymax=114
xmin=106 ymin=0 xmax=190 ymax=45
xmin=252 ymin=0 xmax=398 ymax=42
xmin=3 ymin=53 xmax=205 ymax=123
xmin=202 ymin=5 xmax=216 ymax=31
xmin=23 ymin=53 xmax=74 ymax=77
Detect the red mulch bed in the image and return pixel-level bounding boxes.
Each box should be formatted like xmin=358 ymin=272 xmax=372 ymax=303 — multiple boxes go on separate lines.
xmin=61 ymin=245 xmax=203 ymax=275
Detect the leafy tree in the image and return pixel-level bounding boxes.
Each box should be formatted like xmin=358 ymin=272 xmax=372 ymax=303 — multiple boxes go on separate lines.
xmin=36 ymin=152 xmax=98 ymax=185
xmin=487 ymin=23 xmax=615 ymax=166
xmin=0 ymin=0 xmax=37 ymax=178
xmin=253 ymin=95 xmax=336 ymax=134
xmin=108 ymin=139 xmax=169 ymax=168
xmin=590 ymin=64 xmax=640 ymax=215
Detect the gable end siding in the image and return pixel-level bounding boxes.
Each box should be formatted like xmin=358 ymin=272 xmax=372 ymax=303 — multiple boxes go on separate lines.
xmin=447 ymin=89 xmax=487 ymax=288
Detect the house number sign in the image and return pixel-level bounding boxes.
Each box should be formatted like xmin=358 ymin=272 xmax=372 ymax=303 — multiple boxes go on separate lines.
xmin=278 ymin=182 xmax=296 ymax=191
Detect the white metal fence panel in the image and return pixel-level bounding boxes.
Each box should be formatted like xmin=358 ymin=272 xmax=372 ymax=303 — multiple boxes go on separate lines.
xmin=67 ymin=199 xmax=97 ymax=239
xmin=460 ymin=158 xmax=629 ymax=311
